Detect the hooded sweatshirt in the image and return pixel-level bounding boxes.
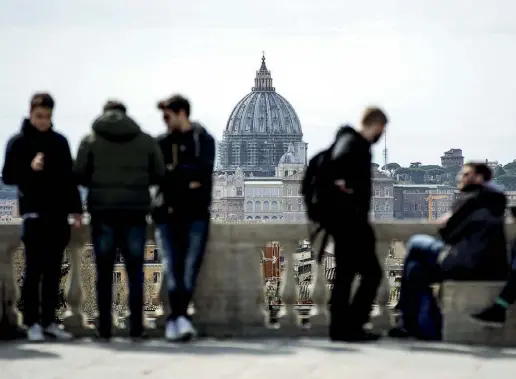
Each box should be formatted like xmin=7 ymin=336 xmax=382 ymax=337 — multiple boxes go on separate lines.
xmin=152 ymin=122 xmax=215 ymax=222
xmin=329 ymin=125 xmax=372 ymax=222
xmin=74 ymin=110 xmax=164 ymax=220
xmin=439 ymin=183 xmax=508 ymax=280
xmin=2 ymin=119 xmax=82 ymax=219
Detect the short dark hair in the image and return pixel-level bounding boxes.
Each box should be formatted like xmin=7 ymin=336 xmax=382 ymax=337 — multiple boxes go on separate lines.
xmin=30 ymin=92 xmax=54 ymax=111
xmin=103 ymin=100 xmax=127 ymax=114
xmin=361 ymin=107 xmax=388 ymax=127
xmin=465 ymin=162 xmax=493 ymax=182
xmin=157 ymin=95 xmax=190 ymax=117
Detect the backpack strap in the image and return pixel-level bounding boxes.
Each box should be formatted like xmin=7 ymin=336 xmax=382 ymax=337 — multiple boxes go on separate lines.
xmin=193 ymin=127 xmax=201 ymax=158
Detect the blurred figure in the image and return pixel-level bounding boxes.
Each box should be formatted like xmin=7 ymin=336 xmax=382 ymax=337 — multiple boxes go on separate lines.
xmin=153 ymin=95 xmax=215 ymax=341
xmin=75 ymin=100 xmax=164 ymax=341
xmin=2 ymin=93 xmax=82 ymax=342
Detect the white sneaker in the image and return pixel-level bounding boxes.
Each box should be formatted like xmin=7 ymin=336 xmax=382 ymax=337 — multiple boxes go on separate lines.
xmin=165 ymin=320 xmax=179 ymax=341
xmin=27 ymin=324 xmax=45 ymax=342
xmin=44 ymin=323 xmax=73 ymax=341
xmin=176 ymin=316 xmax=197 ymax=341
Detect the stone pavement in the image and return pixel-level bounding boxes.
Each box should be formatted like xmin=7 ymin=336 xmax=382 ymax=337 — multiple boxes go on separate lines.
xmin=1 ymin=338 xmax=515 ymax=379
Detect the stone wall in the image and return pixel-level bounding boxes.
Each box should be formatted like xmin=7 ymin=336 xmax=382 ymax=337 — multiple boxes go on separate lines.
xmin=1 ymin=222 xmax=515 ymax=343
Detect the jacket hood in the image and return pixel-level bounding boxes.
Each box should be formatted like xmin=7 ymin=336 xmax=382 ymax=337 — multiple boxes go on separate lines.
xmin=336 ymin=124 xmax=357 ymax=139
xmin=92 ymin=110 xmax=141 ymax=142
xmin=21 ymin=118 xmax=53 ymax=136
xmin=485 ymin=181 xmax=504 ymax=193
xmin=479 ymin=183 xmax=507 ymax=217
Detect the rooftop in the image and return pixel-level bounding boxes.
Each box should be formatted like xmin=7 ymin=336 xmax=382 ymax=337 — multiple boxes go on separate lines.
xmin=3 ymin=338 xmax=515 ymax=378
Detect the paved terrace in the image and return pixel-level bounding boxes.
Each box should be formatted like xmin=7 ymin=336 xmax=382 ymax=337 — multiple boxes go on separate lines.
xmin=2 ymin=338 xmax=516 ymax=378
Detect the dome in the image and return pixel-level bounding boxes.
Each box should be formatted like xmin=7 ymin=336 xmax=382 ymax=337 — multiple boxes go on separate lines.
xmin=279 ymin=143 xmax=302 ymax=165
xmin=225 ymin=54 xmax=303 ymax=136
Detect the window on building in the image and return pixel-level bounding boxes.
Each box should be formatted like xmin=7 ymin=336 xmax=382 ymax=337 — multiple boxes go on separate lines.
xmin=287 ymin=202 xmax=292 ymax=211
xmin=232 ymin=144 xmax=240 ymax=166
xmin=374 ymin=187 xmax=381 ymax=197
xmin=255 ymin=216 xmax=261 ymax=220
xmin=272 ymin=216 xmax=277 ymax=220
xmin=284 ymin=170 xmax=289 ymax=177
xmin=287 ymin=186 xmax=292 ymax=196
xmin=247 ymin=216 xmax=253 ymax=220
xmin=113 ymin=272 xmax=122 ymax=282
xmin=255 ymin=201 xmax=261 ymax=212
xmin=263 ymin=201 xmax=270 ymax=211
xmin=115 ymin=292 xmax=121 ymax=304
xmin=215 ymin=190 xmax=221 ymax=198
xmin=246 ymin=201 xmax=253 ymax=211
xmin=271 ymin=201 xmax=278 ymax=211
xmin=384 ymin=200 xmax=389 ymax=211
xmin=384 ymin=187 xmax=390 ymax=197
xmin=374 ymin=202 xmax=379 ymax=211
xmin=297 ymin=198 xmax=303 ymax=211
xmin=153 ymin=272 xmax=161 ymax=283
xmin=154 ymin=249 xmax=159 ymax=262
xmin=236 ymin=187 xmax=242 ymax=196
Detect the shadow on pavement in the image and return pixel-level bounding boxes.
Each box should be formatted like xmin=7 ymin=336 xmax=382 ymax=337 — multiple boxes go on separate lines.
xmin=0 ymin=342 xmax=60 ymax=360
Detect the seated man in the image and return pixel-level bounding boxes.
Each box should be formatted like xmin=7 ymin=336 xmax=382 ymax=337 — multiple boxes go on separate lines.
xmin=390 ymin=162 xmax=508 ymax=340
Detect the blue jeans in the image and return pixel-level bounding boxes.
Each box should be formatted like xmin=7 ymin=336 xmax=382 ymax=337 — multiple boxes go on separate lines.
xmin=398 ymin=234 xmax=444 ymax=340
xmin=91 ymin=221 xmax=146 ymax=337
xmin=155 ymin=218 xmax=209 ymax=319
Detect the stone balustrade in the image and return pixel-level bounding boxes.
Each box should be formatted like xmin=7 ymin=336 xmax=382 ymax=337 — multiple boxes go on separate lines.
xmin=1 ymin=222 xmax=516 ymax=344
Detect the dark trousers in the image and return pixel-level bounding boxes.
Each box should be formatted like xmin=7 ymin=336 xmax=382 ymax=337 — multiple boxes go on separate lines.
xmin=21 ymin=217 xmax=71 ymax=327
xmin=91 ymin=220 xmax=146 ymax=337
xmin=498 ymin=242 xmax=516 ymax=304
xmin=329 ymin=221 xmax=382 ymax=336
xmin=398 ymin=234 xmax=444 ymax=340
xmin=155 ymin=217 xmax=209 ymax=319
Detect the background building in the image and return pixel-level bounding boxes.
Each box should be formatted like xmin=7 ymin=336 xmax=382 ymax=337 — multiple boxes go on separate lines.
xmin=393 ymin=184 xmax=456 ymax=220
xmin=440 ymin=148 xmax=464 ymax=168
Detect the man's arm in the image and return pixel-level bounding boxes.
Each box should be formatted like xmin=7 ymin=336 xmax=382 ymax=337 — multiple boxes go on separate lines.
xmin=439 ymin=196 xmax=482 ymax=244
xmin=149 ymin=139 xmax=165 ymax=186
xmin=2 ymin=135 xmax=29 ymax=185
xmin=189 ymin=133 xmax=215 ymax=187
xmin=330 ymin=134 xmax=354 ymax=191
xmin=59 ymin=136 xmax=83 ymax=215
xmin=74 ymin=135 xmax=93 ymax=187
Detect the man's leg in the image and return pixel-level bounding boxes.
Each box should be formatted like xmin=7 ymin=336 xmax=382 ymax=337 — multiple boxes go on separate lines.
xmin=328 ymin=230 xmax=358 ymax=340
xmin=393 ymin=234 xmax=444 ymax=338
xmin=91 ymin=221 xmax=117 ymax=339
xmin=471 ymin=246 xmax=516 ymax=326
xmin=21 ymin=218 xmax=45 ymax=341
xmin=40 ymin=218 xmax=72 ymax=339
xmin=121 ymin=224 xmax=146 ymax=338
xmin=155 ymin=222 xmax=183 ymax=340
xmin=350 ymin=222 xmax=383 ymax=333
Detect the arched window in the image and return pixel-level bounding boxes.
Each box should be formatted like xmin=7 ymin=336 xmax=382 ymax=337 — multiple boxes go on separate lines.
xmin=246 ymin=201 xmax=253 ymax=211
xmin=263 ymin=201 xmax=270 ymax=211
xmin=271 ymin=201 xmax=278 ymax=211
xmin=284 ymin=170 xmax=289 ymax=177
xmin=287 ymin=186 xmax=292 ymax=196
xmin=255 ymin=201 xmax=261 ymax=212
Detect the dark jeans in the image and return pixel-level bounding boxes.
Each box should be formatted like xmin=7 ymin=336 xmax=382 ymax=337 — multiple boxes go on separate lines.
xmin=91 ymin=220 xmax=146 ymax=337
xmin=155 ymin=217 xmax=209 ymax=319
xmin=21 ymin=217 xmax=71 ymax=327
xmin=329 ymin=221 xmax=382 ymax=337
xmin=498 ymin=241 xmax=516 ymax=304
xmin=398 ymin=234 xmax=444 ymax=340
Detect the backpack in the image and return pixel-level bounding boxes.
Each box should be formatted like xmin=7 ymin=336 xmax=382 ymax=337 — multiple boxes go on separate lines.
xmin=301 ymin=148 xmax=334 ymax=263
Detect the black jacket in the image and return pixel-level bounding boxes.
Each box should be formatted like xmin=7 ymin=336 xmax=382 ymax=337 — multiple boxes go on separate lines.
xmin=152 ymin=123 xmax=215 ymax=222
xmin=329 ymin=125 xmax=372 ymax=221
xmin=2 ymin=119 xmax=82 ymax=219
xmin=74 ymin=110 xmax=164 ymax=220
xmin=439 ymin=183 xmax=508 ymax=280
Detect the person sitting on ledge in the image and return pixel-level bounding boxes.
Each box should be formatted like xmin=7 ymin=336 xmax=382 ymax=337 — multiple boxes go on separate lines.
xmin=390 ymin=162 xmax=508 ymax=340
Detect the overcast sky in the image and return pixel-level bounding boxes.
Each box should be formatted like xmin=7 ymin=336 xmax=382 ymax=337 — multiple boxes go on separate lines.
xmin=1 ymin=0 xmax=515 ymax=167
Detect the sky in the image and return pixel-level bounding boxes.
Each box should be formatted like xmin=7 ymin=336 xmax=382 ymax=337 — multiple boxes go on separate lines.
xmin=1 ymin=0 xmax=516 ymax=167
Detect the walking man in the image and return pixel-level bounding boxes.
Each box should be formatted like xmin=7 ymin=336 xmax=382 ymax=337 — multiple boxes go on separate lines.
xmin=2 ymin=93 xmax=82 ymax=341
xmin=74 ymin=101 xmax=164 ymax=340
xmin=328 ymin=107 xmax=388 ymax=341
xmin=153 ymin=95 xmax=215 ymax=341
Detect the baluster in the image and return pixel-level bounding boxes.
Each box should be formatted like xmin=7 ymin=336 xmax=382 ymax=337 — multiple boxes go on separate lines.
xmin=0 ymin=224 xmax=22 ymax=339
xmin=154 ymin=265 xmax=171 ymax=329
xmin=370 ymin=239 xmax=392 ymax=332
xmin=62 ymin=239 xmax=94 ymax=336
xmin=279 ymin=246 xmax=298 ymax=328
xmin=309 ymin=262 xmax=329 ymax=330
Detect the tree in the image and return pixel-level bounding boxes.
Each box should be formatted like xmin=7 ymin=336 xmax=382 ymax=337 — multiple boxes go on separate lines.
xmin=425 ymin=168 xmax=445 ymax=177
xmin=409 ymin=162 xmax=422 ymax=168
xmin=406 ymin=168 xmax=426 ymax=184
xmin=494 ymin=166 xmax=507 ymax=178
xmin=495 ymin=175 xmax=516 ymax=191
xmin=381 ymin=162 xmax=401 ymax=176
xmin=420 ymin=165 xmax=443 ymax=171
xmin=503 ymin=160 xmax=516 ymax=175
xmin=371 ymin=163 xmax=380 ymax=171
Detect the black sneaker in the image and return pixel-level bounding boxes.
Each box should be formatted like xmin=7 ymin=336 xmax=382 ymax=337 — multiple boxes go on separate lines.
xmin=331 ymin=329 xmax=382 ymax=343
xmin=130 ymin=331 xmax=149 ymax=342
xmin=388 ymin=326 xmax=411 ymax=339
xmin=470 ymin=304 xmax=506 ymax=327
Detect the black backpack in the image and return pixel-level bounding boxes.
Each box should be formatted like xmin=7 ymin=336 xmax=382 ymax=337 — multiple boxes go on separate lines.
xmin=301 ymin=148 xmax=334 ymax=263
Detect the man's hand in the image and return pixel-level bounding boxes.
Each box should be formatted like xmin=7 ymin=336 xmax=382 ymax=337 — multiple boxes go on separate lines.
xmin=334 ymin=179 xmax=353 ymax=194
xmin=71 ymin=213 xmax=82 ymax=228
xmin=31 ymin=152 xmax=44 ymax=171
xmin=189 ymin=181 xmax=201 ymax=189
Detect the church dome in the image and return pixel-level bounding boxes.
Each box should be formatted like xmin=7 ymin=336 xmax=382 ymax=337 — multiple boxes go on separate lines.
xmin=225 ymin=54 xmax=303 ymax=136
xmin=279 ymin=143 xmax=302 ymax=165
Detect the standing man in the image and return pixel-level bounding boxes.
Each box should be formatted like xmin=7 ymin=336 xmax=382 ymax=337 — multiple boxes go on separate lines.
xmin=153 ymin=95 xmax=215 ymax=341
xmin=74 ymin=100 xmax=164 ymax=340
xmin=2 ymin=93 xmax=82 ymax=341
xmin=328 ymin=107 xmax=388 ymax=342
